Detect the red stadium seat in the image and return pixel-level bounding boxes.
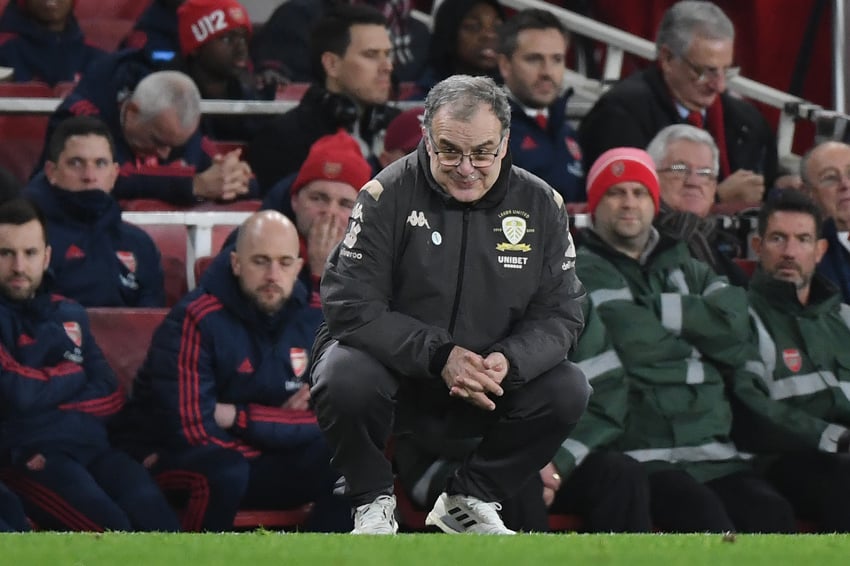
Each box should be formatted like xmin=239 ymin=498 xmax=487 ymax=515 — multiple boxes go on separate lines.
xmin=275 ymin=82 xmax=310 ymax=101
xmin=212 ymin=224 xmax=237 ymax=254
xmin=202 ymin=139 xmax=247 ymax=157
xmin=733 ymin=257 xmax=758 ymax=278
xmin=119 ymin=199 xmax=186 ymax=212
xmin=74 ymin=0 xmax=148 ymax=20
xmin=78 ymin=18 xmax=136 ymax=52
xmin=0 ymin=114 xmax=49 ymax=183
xmin=192 ymin=199 xmax=262 ymax=213
xmin=130 ymin=223 xmax=189 ymax=307
xmin=193 ymin=255 xmax=214 ymax=284
xmin=0 ymin=81 xmax=53 ymax=97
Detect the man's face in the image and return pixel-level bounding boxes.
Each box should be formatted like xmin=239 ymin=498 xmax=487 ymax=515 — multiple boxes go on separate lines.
xmin=45 ymin=134 xmax=120 ymax=193
xmin=230 ymin=218 xmax=304 ymax=315
xmin=291 ymin=180 xmax=358 ymax=238
xmin=660 ymin=35 xmax=734 ymax=111
xmin=0 ymin=220 xmax=51 ymax=301
xmin=426 ymin=103 xmax=507 ymax=203
xmin=804 ymin=142 xmax=850 ymax=230
xmin=193 ymin=29 xmax=251 ymax=80
xmin=325 ymin=24 xmax=393 ymax=106
xmin=498 ymin=27 xmax=567 ymax=109
xmin=657 ymin=139 xmax=717 ymax=217
xmin=122 ymin=104 xmax=198 ymax=160
xmin=456 ymin=2 xmax=502 ymax=74
xmin=754 ymin=211 xmax=826 ymax=291
xmin=593 ymin=182 xmax=657 ymax=251
xmin=25 ymin=0 xmax=72 ymax=29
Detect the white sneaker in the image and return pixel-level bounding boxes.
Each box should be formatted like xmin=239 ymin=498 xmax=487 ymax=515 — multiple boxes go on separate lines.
xmin=351 ymin=494 xmax=398 ymax=534
xmin=425 ymin=492 xmax=516 ymax=534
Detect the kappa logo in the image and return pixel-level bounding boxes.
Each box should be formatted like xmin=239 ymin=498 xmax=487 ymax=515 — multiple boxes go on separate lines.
xmin=496 ymin=216 xmax=531 ymax=252
xmin=782 ymin=349 xmax=802 ymax=373
xmin=63 ymin=321 xmax=82 ymax=348
xmin=351 ymin=202 xmax=364 ymax=222
xmin=290 ymin=348 xmax=307 ymax=378
xmin=565 ymin=137 xmax=582 ymax=160
xmin=406 ymin=211 xmax=431 ymax=228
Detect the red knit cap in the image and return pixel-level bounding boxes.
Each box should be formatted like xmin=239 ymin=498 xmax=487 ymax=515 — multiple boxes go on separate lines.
xmin=586 ymin=147 xmax=660 ymax=215
xmin=177 ymin=0 xmax=252 ymax=57
xmin=291 ymin=130 xmax=373 ymax=196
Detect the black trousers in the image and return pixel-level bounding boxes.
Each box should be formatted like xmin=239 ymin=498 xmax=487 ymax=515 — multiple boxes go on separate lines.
xmin=648 ymin=468 xmax=796 ymax=533
xmin=765 ymin=452 xmax=850 ymax=532
xmin=310 ymin=340 xmax=591 ymax=507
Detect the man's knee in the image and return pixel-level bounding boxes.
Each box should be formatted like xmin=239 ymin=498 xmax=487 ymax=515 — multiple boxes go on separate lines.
xmin=311 ymin=342 xmax=397 ymax=415
xmin=539 ymin=361 xmax=592 ymax=427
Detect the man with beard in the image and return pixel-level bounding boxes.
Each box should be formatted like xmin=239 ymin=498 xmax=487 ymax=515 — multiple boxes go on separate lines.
xmin=732 ymin=189 xmax=850 ymax=532
xmin=115 ymin=211 xmax=351 ymax=532
xmin=496 ymin=8 xmax=584 ymax=203
xmin=24 ymin=116 xmax=165 ymax=307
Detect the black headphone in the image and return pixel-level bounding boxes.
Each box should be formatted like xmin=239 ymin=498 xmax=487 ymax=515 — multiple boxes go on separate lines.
xmin=317 ymin=90 xmax=360 ymax=130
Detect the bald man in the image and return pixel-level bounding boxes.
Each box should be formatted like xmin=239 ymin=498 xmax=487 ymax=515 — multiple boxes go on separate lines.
xmin=114 ymin=211 xmax=350 ymax=532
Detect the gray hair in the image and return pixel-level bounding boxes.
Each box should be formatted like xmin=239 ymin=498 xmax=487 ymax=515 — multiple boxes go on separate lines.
xmin=799 ymin=140 xmax=850 ymax=187
xmin=646 ymin=124 xmax=719 ymax=174
xmin=422 ymin=75 xmax=511 ymax=140
xmin=130 ymin=71 xmax=201 ymax=130
xmin=656 ymin=1 xmax=734 ymax=57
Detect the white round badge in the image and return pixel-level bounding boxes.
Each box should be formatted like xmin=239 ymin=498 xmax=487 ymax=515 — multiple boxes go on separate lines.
xmin=431 ymin=232 xmax=442 ymax=245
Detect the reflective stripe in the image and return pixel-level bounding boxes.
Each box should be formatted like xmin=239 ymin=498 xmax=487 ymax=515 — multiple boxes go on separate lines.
xmin=819 ymin=424 xmax=847 ymax=452
xmin=686 ymin=358 xmax=705 ymax=384
xmin=667 ymin=269 xmax=690 ymax=295
xmin=770 ymin=371 xmax=832 ymax=400
xmin=590 ymin=287 xmax=633 ymax=306
xmin=660 ymin=293 xmax=682 ymax=334
xmin=577 ymin=349 xmax=621 ymax=381
xmin=703 ymin=280 xmax=728 ymax=296
xmin=745 ymin=360 xmax=765 ymax=376
xmin=625 ymin=441 xmax=748 ymax=463
xmin=411 ymin=459 xmax=449 ymax=506
xmin=749 ymin=308 xmax=777 ymax=378
xmin=562 ymin=439 xmax=590 ymax=467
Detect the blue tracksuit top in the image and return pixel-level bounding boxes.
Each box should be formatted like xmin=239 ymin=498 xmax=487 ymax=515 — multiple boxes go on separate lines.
xmin=129 ymin=245 xmax=323 ymax=457
xmin=0 ymin=286 xmax=124 ymax=462
xmin=24 ymin=175 xmax=165 ymax=307
xmin=35 ymin=48 xmax=259 ymax=204
xmin=506 ymin=89 xmax=586 ymax=203
xmin=0 ymin=1 xmax=105 ymax=86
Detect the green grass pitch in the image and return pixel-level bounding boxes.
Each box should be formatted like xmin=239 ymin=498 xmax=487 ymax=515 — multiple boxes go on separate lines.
xmin=2 ymin=532 xmax=850 ymax=566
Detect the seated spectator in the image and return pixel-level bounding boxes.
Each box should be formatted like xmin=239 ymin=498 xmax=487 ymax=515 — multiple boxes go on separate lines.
xmin=496 ymin=8 xmax=584 ymax=202
xmin=579 ymin=1 xmax=788 ymax=205
xmin=0 ymin=0 xmax=105 ymax=86
xmin=378 ymin=105 xmax=423 ymax=168
xmin=24 ymin=116 xmax=165 ymax=307
xmin=114 ymin=211 xmax=351 ymax=532
xmin=735 ymin=190 xmax=850 ymax=532
xmin=395 ymin=296 xmax=653 ymax=533
xmin=577 ymin=147 xmax=796 ymax=533
xmin=0 ymin=481 xmax=29 ymax=532
xmin=800 ymin=140 xmax=850 ymax=304
xmin=176 ymin=0 xmax=269 ymax=142
xmin=405 ymin=0 xmax=505 ymax=100
xmin=648 ymin=124 xmax=749 ymax=286
xmin=251 ymin=0 xmax=430 ymax=89
xmin=38 ymin=63 xmax=257 ymax=205
xmin=247 ymin=4 xmax=399 ymax=192
xmin=121 ymin=0 xmax=184 ymax=63
xmin=0 ymin=198 xmax=179 ymax=532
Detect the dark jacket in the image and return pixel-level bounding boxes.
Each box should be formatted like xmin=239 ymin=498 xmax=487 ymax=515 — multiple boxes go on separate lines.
xmin=127 ymin=246 xmax=323 ymax=456
xmin=579 ymin=65 xmax=778 ymax=189
xmin=0 ymin=1 xmax=104 ymax=85
xmin=120 ymin=0 xmax=180 ymax=63
xmin=247 ymin=84 xmax=398 ymax=191
xmin=506 ymin=89 xmax=585 ymax=203
xmin=0 ymin=285 xmax=123 ymax=460
xmin=24 ymin=175 xmax=165 ymax=307
xmin=316 ymin=142 xmax=585 ymax=391
xmin=816 ymin=218 xmax=850 ymax=305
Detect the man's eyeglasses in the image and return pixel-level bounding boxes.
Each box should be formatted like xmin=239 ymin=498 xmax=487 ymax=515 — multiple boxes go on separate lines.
xmin=680 ymin=55 xmax=740 ymax=84
xmin=429 ymin=136 xmax=505 ymax=168
xmin=657 ymin=162 xmax=717 ymax=182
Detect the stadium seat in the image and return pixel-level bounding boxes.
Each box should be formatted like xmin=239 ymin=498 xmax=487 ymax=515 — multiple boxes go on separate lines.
xmin=202 ymin=139 xmax=247 ymax=157
xmin=275 ymin=82 xmax=310 ymax=101
xmin=193 ymin=200 xmax=262 ymax=213
xmin=131 ymin=223 xmax=189 ymax=307
xmin=733 ymin=257 xmax=758 ymax=278
xmin=74 ymin=0 xmax=148 ymax=20
xmin=193 ymin=255 xmax=214 ymax=284
xmin=119 ymin=199 xmax=186 ymax=212
xmin=0 ymin=114 xmax=49 ymax=183
xmin=120 ymin=199 xmax=261 ymax=213
xmin=78 ymin=18 xmax=136 ymax=52
xmin=0 ymin=81 xmax=53 ymax=97
xmin=212 ymin=224 xmax=237 ymax=253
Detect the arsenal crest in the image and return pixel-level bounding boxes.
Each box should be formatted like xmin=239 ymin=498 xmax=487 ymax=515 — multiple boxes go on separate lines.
xmin=116 ymin=251 xmax=137 ymax=273
xmin=63 ymin=321 xmax=82 ymax=348
xmin=565 ymin=137 xmax=582 ymax=160
xmin=290 ymin=348 xmax=307 ymax=378
xmin=782 ymin=349 xmax=802 ymax=373
xmin=611 ymin=161 xmax=625 ymax=177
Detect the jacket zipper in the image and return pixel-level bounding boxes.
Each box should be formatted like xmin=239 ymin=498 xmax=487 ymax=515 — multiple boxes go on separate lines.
xmin=448 ymin=207 xmax=470 ymax=334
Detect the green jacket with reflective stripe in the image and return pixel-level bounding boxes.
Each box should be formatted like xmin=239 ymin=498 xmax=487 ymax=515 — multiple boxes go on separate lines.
xmin=739 ymin=270 xmax=850 ymax=452
xmin=576 ymin=230 xmax=753 ymax=482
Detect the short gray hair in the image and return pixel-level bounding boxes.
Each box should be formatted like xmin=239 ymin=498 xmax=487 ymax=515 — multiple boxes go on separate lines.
xmin=422 ymin=75 xmax=511 ymax=140
xmin=646 ymin=123 xmax=719 ymax=174
xmin=656 ymin=1 xmax=734 ymax=57
xmin=799 ymin=140 xmax=850 ymax=187
xmin=130 ymin=71 xmax=201 ymax=130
